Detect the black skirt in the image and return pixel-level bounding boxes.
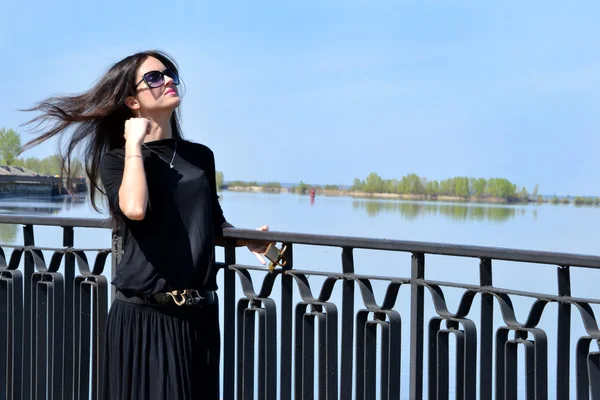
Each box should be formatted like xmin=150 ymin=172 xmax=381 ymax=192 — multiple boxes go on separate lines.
xmin=101 ymin=292 xmax=220 ymax=400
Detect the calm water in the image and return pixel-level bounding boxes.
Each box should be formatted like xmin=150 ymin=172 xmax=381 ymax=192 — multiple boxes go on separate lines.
xmin=2 ymin=191 xmax=599 ymax=398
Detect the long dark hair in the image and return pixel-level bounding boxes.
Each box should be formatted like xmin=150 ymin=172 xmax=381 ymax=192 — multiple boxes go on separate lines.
xmin=20 ymin=50 xmax=183 ymax=222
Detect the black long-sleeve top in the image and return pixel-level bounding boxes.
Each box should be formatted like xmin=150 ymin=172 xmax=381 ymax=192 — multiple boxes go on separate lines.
xmin=99 ymin=138 xmax=227 ymax=294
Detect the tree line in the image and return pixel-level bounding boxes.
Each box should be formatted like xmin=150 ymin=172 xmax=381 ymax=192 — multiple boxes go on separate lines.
xmin=350 ymin=172 xmax=536 ymax=201
xmin=3 ymin=127 xmax=599 ymax=205
xmin=0 ymin=128 xmax=85 ymax=176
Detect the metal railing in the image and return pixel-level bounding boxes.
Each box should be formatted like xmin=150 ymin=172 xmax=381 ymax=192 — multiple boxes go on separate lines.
xmin=1 ymin=215 xmax=600 ymax=399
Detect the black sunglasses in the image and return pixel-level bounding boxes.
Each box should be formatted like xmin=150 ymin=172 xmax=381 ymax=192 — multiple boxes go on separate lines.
xmin=136 ymin=68 xmax=180 ymax=89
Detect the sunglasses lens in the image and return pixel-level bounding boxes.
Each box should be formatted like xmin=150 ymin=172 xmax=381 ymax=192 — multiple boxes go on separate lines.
xmin=144 ymin=71 xmax=164 ymax=88
xmin=164 ymin=69 xmax=180 ymax=85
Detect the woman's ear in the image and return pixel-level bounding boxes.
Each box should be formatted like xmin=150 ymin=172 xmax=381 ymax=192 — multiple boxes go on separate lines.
xmin=125 ymin=95 xmax=140 ymax=112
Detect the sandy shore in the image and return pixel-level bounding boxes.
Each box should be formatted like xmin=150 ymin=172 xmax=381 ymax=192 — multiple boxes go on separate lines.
xmin=226 ymin=185 xmax=287 ymax=193
xmin=223 ymin=187 xmax=529 ymax=204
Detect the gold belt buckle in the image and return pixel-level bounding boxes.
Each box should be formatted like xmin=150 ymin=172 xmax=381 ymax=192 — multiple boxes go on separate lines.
xmin=166 ymin=289 xmax=187 ymax=306
xmin=264 ymin=243 xmax=287 ymax=272
xmin=166 ymin=289 xmax=204 ymax=306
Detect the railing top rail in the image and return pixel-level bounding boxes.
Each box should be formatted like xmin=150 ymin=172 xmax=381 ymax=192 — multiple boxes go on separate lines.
xmin=0 ymin=215 xmax=111 ymax=229
xmin=224 ymin=228 xmax=600 ymax=269
xmin=0 ymin=215 xmax=597 ymax=269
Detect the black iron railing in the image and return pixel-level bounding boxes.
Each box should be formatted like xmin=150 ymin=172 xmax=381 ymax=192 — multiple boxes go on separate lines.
xmin=1 ymin=215 xmax=600 ymax=399
xmin=0 ymin=217 xmax=111 ymax=400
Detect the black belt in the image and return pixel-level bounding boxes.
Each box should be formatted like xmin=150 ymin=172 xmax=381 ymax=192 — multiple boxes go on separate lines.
xmin=116 ymin=289 xmax=216 ymax=307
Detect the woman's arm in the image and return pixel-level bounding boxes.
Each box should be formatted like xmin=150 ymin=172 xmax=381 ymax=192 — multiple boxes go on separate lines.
xmin=118 ymin=140 xmax=148 ymax=220
xmin=118 ymin=118 xmax=150 ymax=220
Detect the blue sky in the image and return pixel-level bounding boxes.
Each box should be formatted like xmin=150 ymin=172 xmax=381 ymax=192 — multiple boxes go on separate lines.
xmin=1 ymin=1 xmax=599 ymax=195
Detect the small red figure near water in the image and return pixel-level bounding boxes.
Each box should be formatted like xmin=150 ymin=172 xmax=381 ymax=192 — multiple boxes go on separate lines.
xmin=310 ymin=188 xmax=316 ymax=206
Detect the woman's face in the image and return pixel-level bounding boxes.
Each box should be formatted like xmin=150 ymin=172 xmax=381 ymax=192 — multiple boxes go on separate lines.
xmin=131 ymin=56 xmax=181 ymax=116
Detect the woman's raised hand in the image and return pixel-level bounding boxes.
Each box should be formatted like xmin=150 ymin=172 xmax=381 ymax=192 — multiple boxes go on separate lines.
xmin=124 ymin=117 xmax=151 ymax=145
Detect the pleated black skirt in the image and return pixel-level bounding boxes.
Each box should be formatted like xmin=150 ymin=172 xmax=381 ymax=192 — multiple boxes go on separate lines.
xmin=100 ymin=293 xmax=220 ymax=400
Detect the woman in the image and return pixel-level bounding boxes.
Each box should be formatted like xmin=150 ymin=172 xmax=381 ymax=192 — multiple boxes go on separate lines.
xmin=22 ymin=50 xmax=270 ymax=399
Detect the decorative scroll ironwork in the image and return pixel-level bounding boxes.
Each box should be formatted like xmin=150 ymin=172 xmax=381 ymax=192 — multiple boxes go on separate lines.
xmin=2 ymin=217 xmax=600 ymax=399
xmin=0 ymin=217 xmax=111 ymax=400
xmin=221 ymin=229 xmax=600 ymax=400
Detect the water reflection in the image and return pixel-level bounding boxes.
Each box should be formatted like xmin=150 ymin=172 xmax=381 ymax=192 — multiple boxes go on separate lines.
xmin=352 ymin=199 xmax=527 ymax=223
xmin=0 ymin=194 xmax=88 ymax=216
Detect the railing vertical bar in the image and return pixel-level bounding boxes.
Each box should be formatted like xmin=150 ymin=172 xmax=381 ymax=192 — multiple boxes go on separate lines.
xmin=505 ymin=342 xmax=518 ymax=399
xmin=73 ymin=277 xmax=82 ymax=399
xmin=410 ymin=252 xmax=425 ymax=400
xmin=524 ymin=340 xmax=535 ymax=400
xmin=62 ymin=226 xmax=74 ymax=400
xmin=381 ymin=321 xmax=390 ymax=400
xmin=0 ymin=277 xmax=8 ymax=399
xmin=236 ymin=300 xmax=247 ymax=400
xmin=588 ymin=353 xmax=600 ymax=399
xmin=355 ymin=311 xmax=367 ymax=400
xmin=280 ymin=244 xmax=293 ymax=400
xmin=258 ymin=308 xmax=266 ymax=399
xmin=340 ymin=247 xmax=354 ymax=400
xmin=23 ymin=224 xmax=34 ymax=400
xmin=302 ymin=313 xmax=315 ymax=400
xmin=533 ymin=331 xmax=548 ymax=400
xmin=365 ymin=322 xmax=377 ymax=399
xmin=428 ymin=319 xmax=440 ymax=399
xmin=437 ymin=331 xmax=449 ymax=400
xmin=49 ymin=276 xmax=64 ymax=400
xmin=223 ymin=241 xmax=236 ymax=400
xmin=317 ymin=313 xmax=327 ymax=399
xmin=463 ymin=323 xmax=478 ymax=400
xmin=77 ymin=282 xmax=92 ymax=399
xmin=575 ymin=338 xmax=591 ymax=399
xmin=556 ymin=265 xmax=571 ymax=400
xmin=92 ymin=280 xmax=108 ymax=400
xmin=479 ymin=258 xmax=493 ymax=400
xmin=454 ymin=331 xmax=465 ymax=400
xmin=495 ymin=329 xmax=508 ymax=399
xmin=294 ymin=304 xmax=307 ymax=400
xmin=12 ymin=272 xmax=23 ymax=400
xmin=324 ymin=305 xmax=338 ymax=400
xmin=264 ymin=299 xmax=277 ymax=400
xmin=388 ymin=313 xmax=402 ymax=399
xmin=35 ymin=280 xmax=47 ymax=400
xmin=242 ymin=308 xmax=255 ymax=399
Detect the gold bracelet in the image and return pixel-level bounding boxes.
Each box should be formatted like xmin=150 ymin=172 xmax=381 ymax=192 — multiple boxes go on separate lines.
xmin=125 ymin=154 xmax=143 ymax=161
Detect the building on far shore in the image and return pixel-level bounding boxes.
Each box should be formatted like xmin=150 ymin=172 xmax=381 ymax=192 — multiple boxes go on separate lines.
xmin=0 ymin=165 xmax=87 ymax=197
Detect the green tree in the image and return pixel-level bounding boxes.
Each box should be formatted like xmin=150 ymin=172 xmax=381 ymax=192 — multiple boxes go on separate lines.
xmin=519 ymin=187 xmax=529 ymax=200
xmin=296 ymin=181 xmax=308 ymax=194
xmin=0 ymin=128 xmax=22 ymax=165
xmin=364 ymin=172 xmax=384 ymax=194
xmin=42 ymin=154 xmax=63 ymax=175
xmin=455 ymin=177 xmax=470 ymax=197
xmin=351 ymin=178 xmax=364 ymax=192
xmin=426 ymin=180 xmax=439 ymax=195
xmin=472 ymin=178 xmax=486 ymax=197
xmin=262 ymin=182 xmax=282 ymax=189
xmin=215 ymin=171 xmax=224 ymax=188
xmin=406 ymin=173 xmax=424 ymax=194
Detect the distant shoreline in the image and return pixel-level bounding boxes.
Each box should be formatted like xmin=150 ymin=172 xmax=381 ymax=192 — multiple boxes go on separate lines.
xmin=221 ymin=173 xmax=599 ymax=206
xmin=222 ymin=186 xmax=551 ymax=205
